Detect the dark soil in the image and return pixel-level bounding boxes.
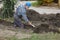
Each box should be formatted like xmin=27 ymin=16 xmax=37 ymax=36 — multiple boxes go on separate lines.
xmin=27 ymin=9 xmax=60 ymax=27
xmin=27 ymin=9 xmax=60 ymax=33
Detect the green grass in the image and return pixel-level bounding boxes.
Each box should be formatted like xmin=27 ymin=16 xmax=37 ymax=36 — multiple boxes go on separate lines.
xmin=31 ymin=1 xmax=43 ymax=7
xmin=5 ymin=36 xmax=20 ymax=40
xmin=1 ymin=32 xmax=60 ymax=40
xmin=20 ymin=33 xmax=60 ymax=40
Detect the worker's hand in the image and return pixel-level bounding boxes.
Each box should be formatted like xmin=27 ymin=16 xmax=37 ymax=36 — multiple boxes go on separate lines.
xmin=31 ymin=24 xmax=35 ymax=27
xmin=27 ymin=21 xmax=35 ymax=27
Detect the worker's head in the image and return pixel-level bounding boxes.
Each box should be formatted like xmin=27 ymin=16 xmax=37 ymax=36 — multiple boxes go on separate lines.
xmin=25 ymin=2 xmax=31 ymax=10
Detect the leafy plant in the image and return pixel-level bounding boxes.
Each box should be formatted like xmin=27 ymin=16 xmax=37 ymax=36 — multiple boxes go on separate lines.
xmin=2 ymin=0 xmax=16 ymax=18
xmin=37 ymin=0 xmax=43 ymax=5
xmin=32 ymin=0 xmax=43 ymax=6
xmin=32 ymin=2 xmax=38 ymax=6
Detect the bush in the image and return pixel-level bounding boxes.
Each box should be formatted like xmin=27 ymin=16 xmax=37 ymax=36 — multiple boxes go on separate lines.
xmin=37 ymin=0 xmax=43 ymax=5
xmin=43 ymin=0 xmax=53 ymax=3
xmin=31 ymin=2 xmax=38 ymax=6
xmin=2 ymin=0 xmax=17 ymax=18
xmin=31 ymin=1 xmax=43 ymax=6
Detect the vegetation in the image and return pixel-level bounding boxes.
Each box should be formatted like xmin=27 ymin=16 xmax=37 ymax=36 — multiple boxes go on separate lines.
xmin=5 ymin=33 xmax=60 ymax=40
xmin=2 ymin=0 xmax=17 ymax=18
xmin=43 ymin=0 xmax=53 ymax=3
xmin=20 ymin=33 xmax=60 ymax=40
xmin=32 ymin=0 xmax=43 ymax=6
xmin=37 ymin=0 xmax=43 ymax=5
xmin=5 ymin=36 xmax=20 ymax=40
xmin=32 ymin=2 xmax=39 ymax=6
xmin=32 ymin=0 xmax=53 ymax=6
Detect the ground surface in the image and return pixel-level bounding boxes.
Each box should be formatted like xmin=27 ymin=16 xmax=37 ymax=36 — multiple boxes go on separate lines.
xmin=0 ymin=1 xmax=60 ymax=40
xmin=0 ymin=23 xmax=32 ymax=40
xmin=0 ymin=23 xmax=60 ymax=40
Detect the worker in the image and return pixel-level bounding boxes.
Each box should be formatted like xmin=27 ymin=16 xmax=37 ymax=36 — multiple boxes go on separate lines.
xmin=14 ymin=2 xmax=35 ymax=28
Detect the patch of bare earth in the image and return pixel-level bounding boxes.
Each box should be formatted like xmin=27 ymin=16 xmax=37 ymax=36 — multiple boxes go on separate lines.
xmin=0 ymin=25 xmax=32 ymax=40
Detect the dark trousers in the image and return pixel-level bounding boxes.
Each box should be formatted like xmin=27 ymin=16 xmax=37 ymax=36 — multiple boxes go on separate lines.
xmin=14 ymin=14 xmax=24 ymax=28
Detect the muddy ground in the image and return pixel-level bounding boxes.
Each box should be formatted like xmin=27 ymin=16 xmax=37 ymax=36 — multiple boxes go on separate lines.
xmin=27 ymin=9 xmax=60 ymax=33
xmin=0 ymin=9 xmax=60 ymax=33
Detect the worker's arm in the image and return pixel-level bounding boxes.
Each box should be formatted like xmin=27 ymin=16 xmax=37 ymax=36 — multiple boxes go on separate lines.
xmin=21 ymin=11 xmax=29 ymax=22
xmin=21 ymin=12 xmax=35 ymax=27
xmin=20 ymin=6 xmax=35 ymax=27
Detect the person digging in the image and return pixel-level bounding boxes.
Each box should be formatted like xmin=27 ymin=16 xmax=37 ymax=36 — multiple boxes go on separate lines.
xmin=14 ymin=2 xmax=35 ymax=28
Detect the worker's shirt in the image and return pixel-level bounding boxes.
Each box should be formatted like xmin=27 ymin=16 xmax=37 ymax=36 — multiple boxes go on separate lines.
xmin=14 ymin=4 xmax=29 ymax=22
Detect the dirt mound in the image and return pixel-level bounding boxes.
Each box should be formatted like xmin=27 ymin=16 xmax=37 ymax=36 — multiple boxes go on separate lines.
xmin=27 ymin=9 xmax=60 ymax=33
xmin=27 ymin=9 xmax=60 ymax=27
xmin=33 ymin=23 xmax=60 ymax=33
xmin=27 ymin=9 xmax=41 ymax=21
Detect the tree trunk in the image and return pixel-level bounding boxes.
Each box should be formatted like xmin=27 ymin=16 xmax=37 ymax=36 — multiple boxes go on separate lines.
xmin=58 ymin=0 xmax=60 ymax=8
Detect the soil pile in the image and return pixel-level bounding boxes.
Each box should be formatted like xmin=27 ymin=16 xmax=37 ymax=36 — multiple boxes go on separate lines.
xmin=27 ymin=9 xmax=60 ymax=27
xmin=27 ymin=9 xmax=60 ymax=33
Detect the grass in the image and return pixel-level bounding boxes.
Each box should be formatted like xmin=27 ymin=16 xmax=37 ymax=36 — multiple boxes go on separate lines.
xmin=5 ymin=36 xmax=20 ymax=40
xmin=20 ymin=33 xmax=60 ymax=40
xmin=1 ymin=31 xmax=60 ymax=40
